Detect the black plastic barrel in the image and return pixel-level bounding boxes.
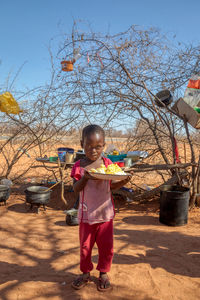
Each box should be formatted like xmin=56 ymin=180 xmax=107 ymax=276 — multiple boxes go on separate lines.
xmin=159 ymin=185 xmax=190 ymax=226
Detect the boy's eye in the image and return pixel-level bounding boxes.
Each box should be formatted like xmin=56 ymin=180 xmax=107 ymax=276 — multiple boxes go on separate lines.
xmin=87 ymin=145 xmax=103 ymax=150
xmin=96 ymin=146 xmax=102 ymax=150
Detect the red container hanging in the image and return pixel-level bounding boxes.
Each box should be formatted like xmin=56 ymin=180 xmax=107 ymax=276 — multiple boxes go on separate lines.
xmin=187 ymin=79 xmax=200 ymax=89
xmin=61 ymin=60 xmax=73 ymax=72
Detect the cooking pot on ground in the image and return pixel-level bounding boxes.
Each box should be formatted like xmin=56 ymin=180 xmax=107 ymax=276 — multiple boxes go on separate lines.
xmin=0 ymin=185 xmax=10 ymax=205
xmin=24 ymin=186 xmax=52 ymax=205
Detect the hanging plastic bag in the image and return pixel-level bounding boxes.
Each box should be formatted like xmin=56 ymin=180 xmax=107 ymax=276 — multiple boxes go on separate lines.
xmin=73 ymin=48 xmax=81 ymax=62
xmin=183 ymin=75 xmax=200 ymax=108
xmin=187 ymin=75 xmax=200 ymax=89
xmin=183 ymin=87 xmax=200 ymax=108
xmin=0 ymin=92 xmax=23 ymax=114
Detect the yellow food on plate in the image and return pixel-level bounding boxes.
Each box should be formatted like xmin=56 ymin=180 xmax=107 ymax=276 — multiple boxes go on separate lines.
xmin=106 ymin=164 xmax=122 ymax=174
xmin=90 ymin=163 xmax=125 ymax=175
xmin=90 ymin=164 xmax=106 ymax=173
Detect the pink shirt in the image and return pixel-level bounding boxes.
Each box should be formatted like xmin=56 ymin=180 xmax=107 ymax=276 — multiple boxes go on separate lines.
xmin=71 ymin=157 xmax=115 ymax=225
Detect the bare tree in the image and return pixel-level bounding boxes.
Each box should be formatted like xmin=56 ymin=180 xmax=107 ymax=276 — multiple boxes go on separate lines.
xmin=50 ymin=22 xmax=200 ymax=206
xmin=0 ymin=74 xmax=80 ymax=181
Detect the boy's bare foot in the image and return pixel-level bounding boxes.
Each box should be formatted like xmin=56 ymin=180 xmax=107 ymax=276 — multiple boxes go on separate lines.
xmin=97 ymin=273 xmax=112 ymax=292
xmin=71 ymin=272 xmax=90 ymax=290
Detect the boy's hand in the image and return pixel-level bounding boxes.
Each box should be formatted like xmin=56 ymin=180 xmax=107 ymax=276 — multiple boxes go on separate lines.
xmin=122 ymin=171 xmax=133 ymax=184
xmin=110 ymin=171 xmax=133 ymax=190
xmin=83 ymin=170 xmax=98 ymax=180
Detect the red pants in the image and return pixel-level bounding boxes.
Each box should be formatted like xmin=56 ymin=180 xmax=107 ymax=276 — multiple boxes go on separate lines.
xmin=79 ymin=219 xmax=113 ymax=273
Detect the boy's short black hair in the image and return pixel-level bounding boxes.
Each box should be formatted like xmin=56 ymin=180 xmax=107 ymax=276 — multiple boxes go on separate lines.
xmin=82 ymin=124 xmax=105 ymax=142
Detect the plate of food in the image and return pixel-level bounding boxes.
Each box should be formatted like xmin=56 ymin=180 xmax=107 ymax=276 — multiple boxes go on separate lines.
xmin=89 ymin=164 xmax=131 ymax=181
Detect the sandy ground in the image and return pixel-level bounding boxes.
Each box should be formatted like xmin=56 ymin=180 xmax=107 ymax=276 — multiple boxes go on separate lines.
xmin=0 ymin=184 xmax=199 ymax=300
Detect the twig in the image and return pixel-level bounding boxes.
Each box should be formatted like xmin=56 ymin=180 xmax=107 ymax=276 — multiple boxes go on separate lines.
xmin=44 ymin=181 xmax=61 ymax=192
xmin=184 ymin=141 xmax=187 ymax=163
xmin=128 ymin=171 xmax=188 ymax=202
xmin=125 ymin=162 xmax=196 ymax=173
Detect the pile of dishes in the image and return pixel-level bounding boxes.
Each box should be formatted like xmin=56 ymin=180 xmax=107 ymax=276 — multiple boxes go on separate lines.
xmin=105 ymin=150 xmax=148 ymax=168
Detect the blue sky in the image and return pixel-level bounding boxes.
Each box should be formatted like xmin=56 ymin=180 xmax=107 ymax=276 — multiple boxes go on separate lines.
xmin=0 ymin=0 xmax=199 ymax=91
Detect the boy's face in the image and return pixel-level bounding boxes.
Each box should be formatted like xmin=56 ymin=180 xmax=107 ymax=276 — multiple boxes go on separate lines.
xmin=81 ymin=132 xmax=105 ymax=161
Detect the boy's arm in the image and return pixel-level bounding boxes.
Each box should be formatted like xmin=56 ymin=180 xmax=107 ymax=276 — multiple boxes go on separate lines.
xmin=73 ymin=176 xmax=88 ymax=193
xmin=73 ymin=171 xmax=96 ymax=193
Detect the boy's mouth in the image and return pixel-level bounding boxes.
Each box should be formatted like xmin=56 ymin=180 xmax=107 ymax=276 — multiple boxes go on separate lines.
xmin=89 ymin=153 xmax=98 ymax=159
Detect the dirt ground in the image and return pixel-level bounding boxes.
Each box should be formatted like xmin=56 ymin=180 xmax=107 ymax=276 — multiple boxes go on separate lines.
xmin=0 ymin=184 xmax=200 ymax=300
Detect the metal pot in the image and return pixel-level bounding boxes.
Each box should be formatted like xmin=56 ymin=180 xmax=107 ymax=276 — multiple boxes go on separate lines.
xmin=66 ymin=214 xmax=79 ymax=226
xmin=0 ymin=185 xmax=10 ymax=205
xmin=24 ymin=186 xmax=51 ymax=205
xmin=65 ymin=208 xmax=79 ymax=226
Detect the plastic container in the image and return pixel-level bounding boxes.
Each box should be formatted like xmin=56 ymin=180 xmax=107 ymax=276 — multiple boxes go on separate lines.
xmin=124 ymin=158 xmax=132 ymax=167
xmin=57 ymin=148 xmax=74 ymax=162
xmin=49 ymin=156 xmax=58 ymax=162
xmin=159 ymin=185 xmax=190 ymax=226
xmin=115 ymin=161 xmax=125 ymax=167
xmin=107 ymin=154 xmax=127 ymax=162
xmin=194 ymin=107 xmax=200 ymax=113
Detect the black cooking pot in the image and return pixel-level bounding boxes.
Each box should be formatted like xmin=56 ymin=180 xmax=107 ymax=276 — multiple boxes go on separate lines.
xmin=0 ymin=185 xmax=10 ymax=204
xmin=155 ymin=89 xmax=173 ymax=107
xmin=24 ymin=186 xmax=51 ymax=205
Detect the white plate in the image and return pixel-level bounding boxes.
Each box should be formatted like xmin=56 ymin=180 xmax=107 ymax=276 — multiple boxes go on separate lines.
xmin=89 ymin=172 xmax=131 ymax=181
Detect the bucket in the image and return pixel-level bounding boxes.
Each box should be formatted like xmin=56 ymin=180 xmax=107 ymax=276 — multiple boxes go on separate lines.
xmin=124 ymin=158 xmax=132 ymax=167
xmin=159 ymin=185 xmax=190 ymax=226
xmin=57 ymin=147 xmax=74 ymax=162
